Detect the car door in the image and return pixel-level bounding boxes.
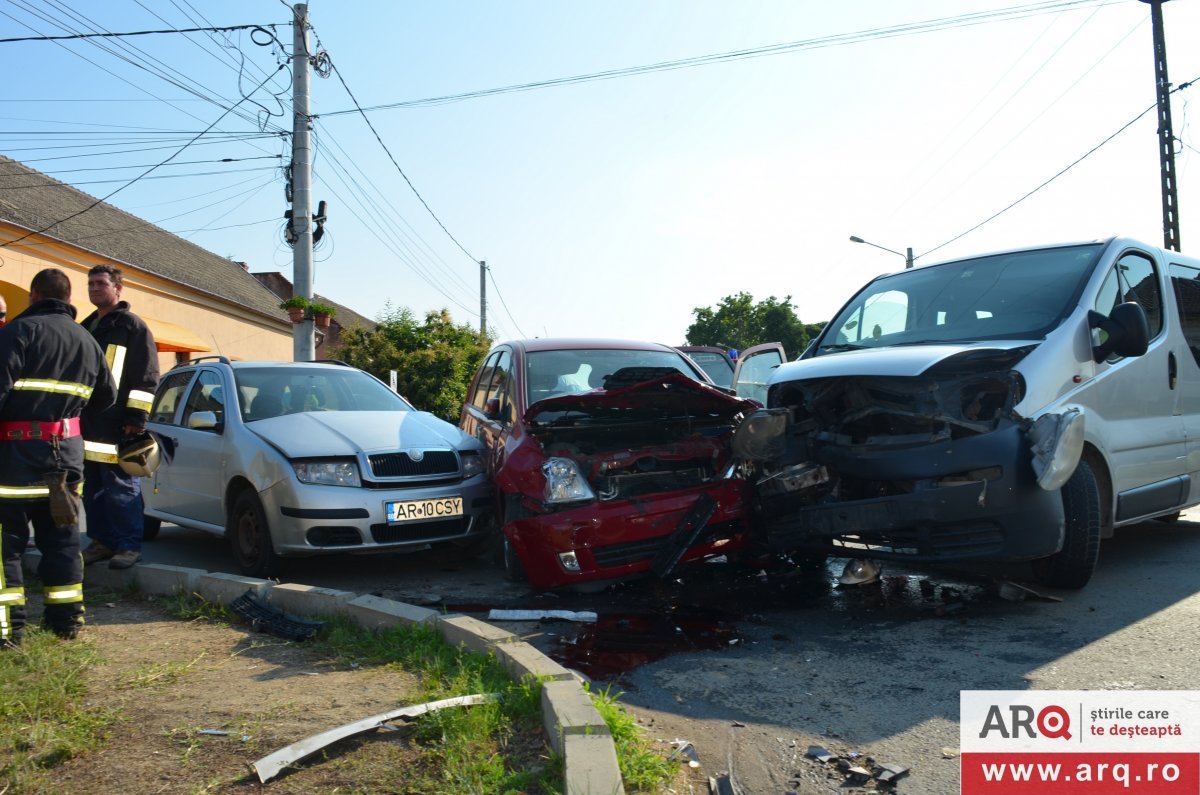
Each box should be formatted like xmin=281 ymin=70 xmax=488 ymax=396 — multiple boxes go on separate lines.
xmin=676 ymin=346 xmax=736 ymax=389
xmin=731 ymin=343 xmax=786 ymax=404
xmin=1169 ymin=262 xmax=1200 ymax=504
xmin=462 ymin=347 xmax=516 ymax=478
xmin=1091 ymin=250 xmax=1187 ymax=520
xmin=144 ymin=368 xmax=196 ymax=521
xmin=168 ymin=368 xmax=231 ymax=529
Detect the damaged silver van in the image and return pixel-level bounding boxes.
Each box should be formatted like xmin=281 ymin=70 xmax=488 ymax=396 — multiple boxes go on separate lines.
xmin=734 ymin=237 xmax=1200 ymax=588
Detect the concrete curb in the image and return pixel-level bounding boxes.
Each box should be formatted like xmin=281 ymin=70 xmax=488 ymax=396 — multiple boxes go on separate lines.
xmin=23 ymin=552 xmax=625 ymax=795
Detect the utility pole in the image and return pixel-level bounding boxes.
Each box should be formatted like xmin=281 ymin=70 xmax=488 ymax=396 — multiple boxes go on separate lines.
xmin=479 ymin=260 xmax=487 ymax=336
xmin=291 ymin=3 xmax=315 ymax=360
xmin=1139 ymin=0 xmax=1180 ymax=252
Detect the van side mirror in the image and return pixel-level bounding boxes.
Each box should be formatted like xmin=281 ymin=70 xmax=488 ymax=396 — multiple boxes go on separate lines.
xmin=1089 ymin=302 xmax=1150 ymax=362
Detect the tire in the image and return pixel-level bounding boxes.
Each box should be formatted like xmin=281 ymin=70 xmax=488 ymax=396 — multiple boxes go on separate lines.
xmin=1032 ymin=460 xmax=1101 ymax=589
xmin=142 ymin=516 xmax=162 ymax=542
xmin=491 ymin=495 xmax=531 ymax=583
xmin=228 ymin=491 xmax=282 ymax=579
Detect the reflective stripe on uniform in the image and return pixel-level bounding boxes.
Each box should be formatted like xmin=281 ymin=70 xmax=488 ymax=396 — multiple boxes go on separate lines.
xmin=126 ymin=389 xmax=154 ymax=412
xmin=12 ymin=379 xmax=94 ymax=398
xmin=106 ymin=344 xmax=128 ymax=385
xmin=84 ymin=440 xmax=120 ymax=463
xmin=0 ymin=587 xmax=26 ymax=606
xmin=43 ymin=584 xmax=84 ymax=605
xmin=0 ymin=484 xmax=50 ymax=498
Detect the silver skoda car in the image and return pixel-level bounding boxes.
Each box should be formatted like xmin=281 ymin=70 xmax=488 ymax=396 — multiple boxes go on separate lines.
xmin=143 ymin=358 xmax=493 ymax=577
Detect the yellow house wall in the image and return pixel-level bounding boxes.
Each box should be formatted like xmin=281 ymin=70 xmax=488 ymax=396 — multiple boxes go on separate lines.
xmin=0 ymin=225 xmax=292 ymax=372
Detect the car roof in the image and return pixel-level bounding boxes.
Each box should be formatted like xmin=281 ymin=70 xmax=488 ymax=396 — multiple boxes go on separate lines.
xmin=496 ymin=338 xmax=682 ymax=354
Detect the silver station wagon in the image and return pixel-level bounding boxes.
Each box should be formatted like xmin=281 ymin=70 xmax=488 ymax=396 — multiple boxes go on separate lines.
xmin=143 ymin=357 xmax=493 ymax=577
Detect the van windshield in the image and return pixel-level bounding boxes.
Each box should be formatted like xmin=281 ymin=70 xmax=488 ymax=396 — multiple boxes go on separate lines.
xmin=819 ymin=243 xmax=1104 ymax=353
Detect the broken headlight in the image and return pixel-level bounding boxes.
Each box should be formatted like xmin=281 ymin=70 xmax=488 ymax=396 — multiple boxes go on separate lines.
xmin=1028 ymin=408 xmax=1085 ymax=491
xmin=732 ymin=408 xmax=789 ymax=461
xmin=542 ymin=457 xmax=595 ymax=504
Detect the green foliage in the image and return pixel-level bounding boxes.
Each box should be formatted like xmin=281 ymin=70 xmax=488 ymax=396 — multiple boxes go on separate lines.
xmin=278 ymin=295 xmax=309 ymax=310
xmin=686 ymin=292 xmax=826 ymax=355
xmin=308 ymin=301 xmax=337 ymax=318
xmin=339 ymin=304 xmax=491 ymax=421
xmin=0 ymin=630 xmax=122 ymax=790
xmin=587 ymin=683 xmax=674 ymax=792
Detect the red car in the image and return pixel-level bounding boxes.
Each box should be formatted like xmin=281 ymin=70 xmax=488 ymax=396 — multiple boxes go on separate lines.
xmin=460 ymin=339 xmax=764 ymax=591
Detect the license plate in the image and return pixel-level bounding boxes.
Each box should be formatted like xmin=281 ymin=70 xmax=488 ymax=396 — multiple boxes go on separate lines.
xmin=386 ymin=497 xmax=463 ymax=524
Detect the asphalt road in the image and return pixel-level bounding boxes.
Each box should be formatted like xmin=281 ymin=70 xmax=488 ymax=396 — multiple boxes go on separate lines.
xmin=139 ymin=512 xmax=1200 ymax=794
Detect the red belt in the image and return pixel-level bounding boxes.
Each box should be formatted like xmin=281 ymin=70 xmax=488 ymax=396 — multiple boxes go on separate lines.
xmin=0 ymin=418 xmax=81 ymax=440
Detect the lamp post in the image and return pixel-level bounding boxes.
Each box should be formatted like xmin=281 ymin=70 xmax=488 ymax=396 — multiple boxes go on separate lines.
xmin=849 ymin=235 xmax=914 ymax=269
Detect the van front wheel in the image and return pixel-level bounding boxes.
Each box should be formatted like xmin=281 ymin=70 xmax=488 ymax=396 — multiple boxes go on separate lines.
xmin=1033 ymin=461 xmax=1101 ymax=589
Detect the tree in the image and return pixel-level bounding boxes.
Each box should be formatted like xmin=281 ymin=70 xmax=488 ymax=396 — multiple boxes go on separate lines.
xmin=339 ymin=304 xmax=490 ymax=421
xmin=685 ymin=292 xmax=825 ymax=356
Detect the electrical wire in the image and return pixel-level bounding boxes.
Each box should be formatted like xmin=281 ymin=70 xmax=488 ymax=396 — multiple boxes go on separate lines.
xmin=487 ymin=266 xmax=526 ymax=338
xmin=0 ymin=64 xmax=287 ymax=250
xmin=0 ymin=23 xmax=265 ymax=43
xmin=921 ymin=75 xmax=1199 ymax=260
xmin=319 ymin=0 xmax=1113 ymax=116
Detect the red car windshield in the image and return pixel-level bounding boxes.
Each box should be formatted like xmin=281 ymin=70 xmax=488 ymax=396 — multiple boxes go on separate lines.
xmin=525 ymin=349 xmax=703 ymax=405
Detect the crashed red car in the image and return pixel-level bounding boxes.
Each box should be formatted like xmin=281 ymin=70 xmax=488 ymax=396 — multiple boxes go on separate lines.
xmin=460 ymin=339 xmax=761 ymax=590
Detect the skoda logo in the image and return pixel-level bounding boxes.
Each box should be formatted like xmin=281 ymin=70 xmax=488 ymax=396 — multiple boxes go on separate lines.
xmin=406 ymin=449 xmax=425 ymax=462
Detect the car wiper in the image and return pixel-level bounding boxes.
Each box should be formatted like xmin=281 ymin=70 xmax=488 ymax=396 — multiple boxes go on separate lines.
xmin=818 ymin=343 xmax=867 ymax=352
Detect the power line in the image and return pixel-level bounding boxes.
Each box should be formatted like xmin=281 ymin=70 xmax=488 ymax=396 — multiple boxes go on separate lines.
xmin=0 ymin=23 xmax=269 ymax=44
xmin=922 ymin=75 xmax=1199 ymax=260
xmin=487 ymin=267 xmax=526 ymax=338
xmin=319 ymin=0 xmax=1111 ymax=116
xmin=0 ymin=64 xmax=286 ymax=250
xmin=316 ymin=41 xmax=479 ymax=264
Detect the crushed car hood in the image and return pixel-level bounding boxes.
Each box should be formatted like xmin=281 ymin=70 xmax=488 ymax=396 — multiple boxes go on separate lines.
xmin=775 ymin=340 xmax=1039 ymax=381
xmin=524 ymin=371 xmax=758 ymax=430
xmin=249 ymin=410 xmax=478 ymax=458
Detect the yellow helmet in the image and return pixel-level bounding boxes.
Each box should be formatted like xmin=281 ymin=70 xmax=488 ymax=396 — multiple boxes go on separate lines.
xmin=117 ymin=431 xmax=162 ymax=477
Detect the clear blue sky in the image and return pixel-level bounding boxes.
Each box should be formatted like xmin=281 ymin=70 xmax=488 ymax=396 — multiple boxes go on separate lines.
xmin=3 ymin=0 xmax=1198 ymax=347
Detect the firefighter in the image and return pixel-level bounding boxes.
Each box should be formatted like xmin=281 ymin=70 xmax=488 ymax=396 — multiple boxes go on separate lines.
xmin=79 ymin=264 xmax=159 ymax=570
xmin=0 ymin=268 xmax=116 ymax=646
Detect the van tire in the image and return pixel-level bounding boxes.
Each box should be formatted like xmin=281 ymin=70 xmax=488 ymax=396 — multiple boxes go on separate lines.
xmin=142 ymin=516 xmax=161 ymax=541
xmin=1033 ymin=461 xmax=1101 ymax=589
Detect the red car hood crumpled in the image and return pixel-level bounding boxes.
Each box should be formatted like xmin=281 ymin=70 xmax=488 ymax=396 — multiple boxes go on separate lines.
xmin=523 ymin=371 xmax=758 ymax=430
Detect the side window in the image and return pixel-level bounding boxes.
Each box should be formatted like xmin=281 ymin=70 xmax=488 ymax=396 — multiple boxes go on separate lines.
xmin=1171 ymin=266 xmax=1200 ymax=368
xmin=180 ymin=370 xmax=226 ymax=429
xmin=149 ymin=370 xmax=194 ymax=425
xmin=486 ymin=350 xmax=514 ymax=424
xmin=1095 ymin=253 xmax=1163 ymax=339
xmin=470 ymin=351 xmax=501 ymax=410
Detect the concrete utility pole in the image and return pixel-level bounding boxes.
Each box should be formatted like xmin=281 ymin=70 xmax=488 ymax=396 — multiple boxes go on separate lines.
xmin=291 ymin=3 xmax=315 ymax=360
xmin=1139 ymin=0 xmax=1180 ymax=252
xmin=479 ymin=260 xmax=487 ymax=336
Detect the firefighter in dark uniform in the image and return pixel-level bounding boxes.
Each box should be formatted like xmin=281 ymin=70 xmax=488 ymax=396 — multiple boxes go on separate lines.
xmin=79 ymin=264 xmax=159 ymax=570
xmin=0 ymin=268 xmax=116 ymax=647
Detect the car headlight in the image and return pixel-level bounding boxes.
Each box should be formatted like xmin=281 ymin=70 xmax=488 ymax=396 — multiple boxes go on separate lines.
xmin=1029 ymin=409 xmax=1085 ymax=491
xmin=543 ymin=457 xmax=595 ymax=504
xmin=293 ymin=460 xmax=362 ymax=487
xmin=460 ymin=450 xmax=484 ymax=479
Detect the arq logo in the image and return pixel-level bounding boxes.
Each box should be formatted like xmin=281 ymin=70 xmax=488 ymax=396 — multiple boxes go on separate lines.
xmin=978 ymin=704 xmax=1072 ymax=740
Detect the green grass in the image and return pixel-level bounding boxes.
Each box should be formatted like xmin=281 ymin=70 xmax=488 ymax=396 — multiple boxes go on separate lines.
xmin=588 ymin=684 xmax=675 ymax=792
xmin=0 ymin=629 xmax=122 ymax=791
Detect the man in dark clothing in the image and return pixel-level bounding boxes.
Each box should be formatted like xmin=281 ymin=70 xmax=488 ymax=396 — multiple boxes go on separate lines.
xmin=79 ymin=264 xmax=159 ymax=570
xmin=0 ymin=268 xmax=116 ymax=646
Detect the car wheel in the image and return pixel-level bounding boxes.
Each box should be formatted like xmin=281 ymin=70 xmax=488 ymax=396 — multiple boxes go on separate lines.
xmin=142 ymin=516 xmax=162 ymax=542
xmin=228 ymin=490 xmax=282 ymax=579
xmin=1032 ymin=460 xmax=1101 ymax=589
xmin=501 ymin=535 xmax=526 ymax=583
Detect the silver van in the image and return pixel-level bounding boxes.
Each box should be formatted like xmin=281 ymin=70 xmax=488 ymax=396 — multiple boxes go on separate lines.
xmin=734 ymin=237 xmax=1200 ymax=588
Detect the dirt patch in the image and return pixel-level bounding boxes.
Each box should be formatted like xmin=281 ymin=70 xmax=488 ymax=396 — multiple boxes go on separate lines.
xmin=20 ymin=590 xmax=467 ymax=794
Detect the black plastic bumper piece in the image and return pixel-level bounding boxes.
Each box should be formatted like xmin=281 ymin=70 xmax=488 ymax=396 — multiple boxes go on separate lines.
xmin=230 ymin=589 xmax=324 ymax=641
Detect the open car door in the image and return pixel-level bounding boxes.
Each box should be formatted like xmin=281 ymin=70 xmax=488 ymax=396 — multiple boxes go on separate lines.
xmin=676 ymin=345 xmax=736 ymax=389
xmin=730 ymin=342 xmax=786 ymax=405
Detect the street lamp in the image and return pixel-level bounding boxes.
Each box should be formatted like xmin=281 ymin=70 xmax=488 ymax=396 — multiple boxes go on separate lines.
xmin=849 ymin=235 xmax=915 ymax=269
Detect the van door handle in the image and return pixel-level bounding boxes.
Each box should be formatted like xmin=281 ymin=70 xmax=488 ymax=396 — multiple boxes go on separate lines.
xmin=1168 ymin=351 xmax=1178 ymax=390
